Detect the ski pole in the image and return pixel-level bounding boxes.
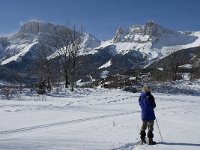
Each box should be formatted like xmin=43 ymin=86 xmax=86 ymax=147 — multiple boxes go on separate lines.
xmin=155 ymin=118 xmax=163 ymax=142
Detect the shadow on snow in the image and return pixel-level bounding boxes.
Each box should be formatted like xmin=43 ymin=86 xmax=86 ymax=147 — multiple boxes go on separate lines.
xmin=112 ymin=141 xmax=200 ymax=150
xmin=160 ymin=142 xmax=200 ymax=147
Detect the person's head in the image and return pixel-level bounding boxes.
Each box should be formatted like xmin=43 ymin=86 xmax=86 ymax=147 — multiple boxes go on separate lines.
xmin=142 ymin=85 xmax=151 ymax=93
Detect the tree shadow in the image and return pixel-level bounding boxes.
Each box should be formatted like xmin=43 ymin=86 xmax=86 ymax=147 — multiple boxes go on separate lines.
xmin=159 ymin=142 xmax=200 ymax=147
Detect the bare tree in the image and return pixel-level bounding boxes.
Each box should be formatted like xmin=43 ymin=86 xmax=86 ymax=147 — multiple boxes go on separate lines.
xmin=31 ymin=43 xmax=59 ymax=91
xmin=48 ymin=24 xmax=82 ymax=90
xmin=0 ymin=85 xmax=24 ymax=100
xmin=190 ymin=54 xmax=200 ymax=80
xmin=169 ymin=54 xmax=179 ymax=81
xmin=68 ymin=26 xmax=82 ymax=91
xmin=165 ymin=49 xmax=184 ymax=81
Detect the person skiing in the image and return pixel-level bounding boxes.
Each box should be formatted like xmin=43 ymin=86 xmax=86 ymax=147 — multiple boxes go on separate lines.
xmin=139 ymin=85 xmax=156 ymax=145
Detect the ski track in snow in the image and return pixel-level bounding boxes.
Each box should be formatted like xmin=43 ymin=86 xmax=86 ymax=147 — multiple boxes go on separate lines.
xmin=0 ymin=111 xmax=137 ymax=136
xmin=0 ymin=104 xmax=198 ymax=136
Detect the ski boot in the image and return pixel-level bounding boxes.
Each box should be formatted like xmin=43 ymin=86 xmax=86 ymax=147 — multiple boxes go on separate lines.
xmin=148 ymin=138 xmax=156 ymax=145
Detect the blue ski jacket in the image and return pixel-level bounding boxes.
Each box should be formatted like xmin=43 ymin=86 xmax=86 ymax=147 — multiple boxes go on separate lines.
xmin=139 ymin=92 xmax=156 ymax=121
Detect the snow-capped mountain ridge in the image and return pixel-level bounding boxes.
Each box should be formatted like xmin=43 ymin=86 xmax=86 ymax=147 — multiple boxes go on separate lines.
xmin=112 ymin=21 xmax=197 ymax=43
xmin=0 ymin=21 xmax=100 ymax=65
xmin=99 ymin=21 xmax=200 ymax=61
xmin=0 ymin=20 xmax=200 ymax=68
xmin=1 ymin=21 xmax=200 ymax=83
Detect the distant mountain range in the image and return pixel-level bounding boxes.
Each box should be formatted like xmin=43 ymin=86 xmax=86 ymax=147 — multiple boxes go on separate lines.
xmin=0 ymin=21 xmax=200 ymax=83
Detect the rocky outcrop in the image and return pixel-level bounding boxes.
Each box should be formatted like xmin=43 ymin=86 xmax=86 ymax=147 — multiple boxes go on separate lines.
xmin=19 ymin=21 xmax=67 ymax=34
xmin=113 ymin=27 xmax=129 ymax=42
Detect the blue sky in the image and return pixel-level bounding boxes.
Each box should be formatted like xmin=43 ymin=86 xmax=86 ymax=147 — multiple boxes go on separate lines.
xmin=0 ymin=0 xmax=200 ymax=40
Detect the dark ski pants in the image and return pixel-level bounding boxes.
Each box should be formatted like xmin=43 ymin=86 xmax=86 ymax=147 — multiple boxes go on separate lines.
xmin=141 ymin=121 xmax=154 ymax=132
xmin=140 ymin=121 xmax=154 ymax=140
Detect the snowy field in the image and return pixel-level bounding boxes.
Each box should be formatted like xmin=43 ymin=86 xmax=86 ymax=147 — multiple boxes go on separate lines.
xmin=0 ymin=88 xmax=200 ymax=150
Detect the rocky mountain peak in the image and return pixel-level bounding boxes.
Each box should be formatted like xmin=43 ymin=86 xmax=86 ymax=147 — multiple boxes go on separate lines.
xmin=144 ymin=21 xmax=172 ymax=37
xmin=81 ymin=33 xmax=101 ymax=49
xmin=112 ymin=21 xmax=181 ymax=43
xmin=113 ymin=27 xmax=129 ymax=42
xmin=144 ymin=21 xmax=159 ymax=36
xmin=19 ymin=21 xmax=67 ymax=34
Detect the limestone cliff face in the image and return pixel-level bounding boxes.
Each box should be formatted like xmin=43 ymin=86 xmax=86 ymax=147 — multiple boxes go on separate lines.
xmin=19 ymin=21 xmax=67 ymax=34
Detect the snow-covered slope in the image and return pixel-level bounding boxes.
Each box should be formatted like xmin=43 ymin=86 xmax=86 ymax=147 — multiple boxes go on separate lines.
xmin=80 ymin=33 xmax=101 ymax=52
xmin=99 ymin=59 xmax=112 ymax=69
xmin=0 ymin=86 xmax=200 ymax=150
xmin=0 ymin=36 xmax=38 ymax=65
xmin=47 ymin=32 xmax=101 ymax=59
